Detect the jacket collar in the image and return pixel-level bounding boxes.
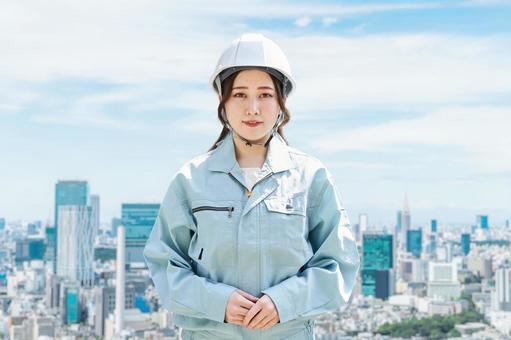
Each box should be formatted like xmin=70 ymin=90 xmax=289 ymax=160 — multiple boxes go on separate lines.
xmin=207 ymin=130 xmax=294 ymax=174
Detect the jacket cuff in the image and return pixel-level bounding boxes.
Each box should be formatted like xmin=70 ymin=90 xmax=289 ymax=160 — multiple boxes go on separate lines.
xmin=206 ymin=283 xmax=237 ymax=323
xmin=261 ymin=285 xmax=295 ymax=324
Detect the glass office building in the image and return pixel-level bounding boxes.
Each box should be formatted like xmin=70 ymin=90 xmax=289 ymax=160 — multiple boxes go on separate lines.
xmin=461 ymin=233 xmax=471 ymax=256
xmin=431 ymin=219 xmax=437 ymax=233
xmin=122 ymin=203 xmax=160 ymax=265
xmin=52 ymin=181 xmax=89 ymax=272
xmin=362 ymin=234 xmax=394 ymax=297
xmin=406 ymin=229 xmax=422 ymax=259
xmin=477 ymin=215 xmax=489 ymax=230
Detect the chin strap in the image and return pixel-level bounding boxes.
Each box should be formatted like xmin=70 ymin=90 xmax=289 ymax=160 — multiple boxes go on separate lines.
xmin=223 ymin=111 xmax=284 ymax=148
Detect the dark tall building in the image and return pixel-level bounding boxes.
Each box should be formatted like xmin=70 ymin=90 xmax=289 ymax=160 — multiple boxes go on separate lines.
xmin=362 ymin=234 xmax=394 ymax=297
xmin=375 ymin=270 xmax=392 ymax=300
xmin=431 ymin=219 xmax=437 ymax=233
xmin=461 ymin=233 xmax=471 ymax=256
xmin=477 ymin=215 xmax=489 ymax=230
xmin=122 ymin=203 xmax=160 ymax=264
xmin=406 ymin=229 xmax=422 ymax=258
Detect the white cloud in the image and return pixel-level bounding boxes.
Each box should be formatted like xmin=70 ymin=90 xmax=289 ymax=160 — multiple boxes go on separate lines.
xmin=311 ymin=105 xmax=511 ymax=173
xmin=322 ymin=17 xmax=339 ymax=26
xmin=284 ymin=33 xmax=511 ymax=112
xmin=295 ymin=16 xmax=312 ymax=28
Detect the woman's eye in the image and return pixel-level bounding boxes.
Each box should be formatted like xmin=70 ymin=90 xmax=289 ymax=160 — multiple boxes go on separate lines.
xmin=261 ymin=93 xmax=273 ymax=98
xmin=233 ymin=93 xmax=245 ymax=98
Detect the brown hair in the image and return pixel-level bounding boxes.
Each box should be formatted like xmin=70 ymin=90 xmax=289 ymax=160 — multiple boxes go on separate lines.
xmin=207 ymin=70 xmax=291 ymax=152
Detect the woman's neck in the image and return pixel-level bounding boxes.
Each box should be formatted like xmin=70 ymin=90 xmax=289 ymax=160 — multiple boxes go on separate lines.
xmin=232 ymin=133 xmax=270 ymax=168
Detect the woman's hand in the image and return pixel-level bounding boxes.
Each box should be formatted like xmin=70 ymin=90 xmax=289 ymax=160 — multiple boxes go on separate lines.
xmin=242 ymin=294 xmax=280 ymax=330
xmin=224 ymin=289 xmax=259 ymax=325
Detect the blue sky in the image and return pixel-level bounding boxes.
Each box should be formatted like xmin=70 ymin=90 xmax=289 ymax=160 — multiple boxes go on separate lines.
xmin=1 ymin=0 xmax=510 ymax=228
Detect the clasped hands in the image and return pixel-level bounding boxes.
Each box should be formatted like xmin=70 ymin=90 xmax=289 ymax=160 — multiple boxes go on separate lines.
xmin=224 ymin=289 xmax=280 ymax=330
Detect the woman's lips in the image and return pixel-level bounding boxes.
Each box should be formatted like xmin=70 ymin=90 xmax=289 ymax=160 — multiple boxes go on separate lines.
xmin=243 ymin=121 xmax=263 ymax=127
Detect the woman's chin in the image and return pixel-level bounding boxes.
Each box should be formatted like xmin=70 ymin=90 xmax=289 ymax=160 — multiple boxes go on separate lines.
xmin=235 ymin=130 xmax=270 ymax=143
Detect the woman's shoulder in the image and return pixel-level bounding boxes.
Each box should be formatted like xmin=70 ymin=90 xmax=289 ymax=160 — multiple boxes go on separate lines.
xmin=173 ymin=150 xmax=215 ymax=178
xmin=286 ymin=144 xmax=329 ymax=174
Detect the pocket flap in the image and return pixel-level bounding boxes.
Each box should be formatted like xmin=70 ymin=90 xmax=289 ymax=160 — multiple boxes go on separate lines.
xmin=264 ymin=193 xmax=306 ymax=216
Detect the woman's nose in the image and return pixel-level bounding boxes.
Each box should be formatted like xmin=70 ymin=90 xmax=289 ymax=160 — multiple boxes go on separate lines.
xmin=246 ymin=97 xmax=260 ymax=115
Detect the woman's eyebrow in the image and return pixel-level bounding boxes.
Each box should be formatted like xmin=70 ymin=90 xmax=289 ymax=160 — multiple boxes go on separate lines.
xmin=232 ymin=86 xmax=275 ymax=90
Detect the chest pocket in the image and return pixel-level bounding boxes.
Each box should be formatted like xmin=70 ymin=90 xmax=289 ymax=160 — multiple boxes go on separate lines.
xmin=263 ymin=192 xmax=311 ymax=266
xmin=189 ymin=200 xmax=238 ymax=268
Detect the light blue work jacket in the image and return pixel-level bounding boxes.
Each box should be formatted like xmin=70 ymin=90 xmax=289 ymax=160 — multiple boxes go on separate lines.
xmin=143 ymin=130 xmax=360 ymax=340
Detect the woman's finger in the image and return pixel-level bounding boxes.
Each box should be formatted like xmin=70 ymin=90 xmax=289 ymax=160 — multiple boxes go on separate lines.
xmin=260 ymin=316 xmax=277 ymax=330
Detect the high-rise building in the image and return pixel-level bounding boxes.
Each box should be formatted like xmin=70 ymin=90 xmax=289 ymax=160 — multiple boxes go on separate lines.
xmin=427 ymin=234 xmax=437 ymax=254
xmin=358 ymin=214 xmax=368 ymax=243
xmin=400 ymin=258 xmax=427 ymax=283
xmin=427 ymin=262 xmax=460 ymax=300
xmin=396 ymin=210 xmax=402 ymax=234
xmin=90 ymin=195 xmax=100 ymax=232
xmin=111 ymin=217 xmax=122 ymax=237
xmin=122 ymin=203 xmax=160 ymax=264
xmin=375 ymin=269 xmax=394 ymax=300
xmin=467 ymin=256 xmax=493 ymax=279
xmin=15 ymin=237 xmax=46 ymax=264
xmin=494 ymin=264 xmax=511 ymax=311
xmin=60 ymin=283 xmax=80 ymax=324
xmin=406 ymin=229 xmax=422 ymax=258
xmin=94 ymin=285 xmax=135 ymax=337
xmin=53 ymin=181 xmax=89 ymax=272
xmin=57 ymin=206 xmax=95 ymax=287
xmin=477 ymin=214 xmax=489 ymax=230
xmin=66 ymin=287 xmax=79 ymax=324
xmin=431 ymin=219 xmax=437 ymax=233
xmin=461 ymin=233 xmax=471 ymax=256
xmin=361 ymin=233 xmax=394 ymax=297
xmin=400 ymin=193 xmax=411 ymax=248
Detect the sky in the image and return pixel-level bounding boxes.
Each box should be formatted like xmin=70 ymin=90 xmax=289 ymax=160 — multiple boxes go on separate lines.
xmin=1 ymin=0 xmax=510 ymax=228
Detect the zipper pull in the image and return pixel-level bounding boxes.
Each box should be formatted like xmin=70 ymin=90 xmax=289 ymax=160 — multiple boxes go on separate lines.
xmin=198 ymin=248 xmax=204 ymax=260
xmin=228 ymin=207 xmax=234 ymax=218
xmin=247 ymin=190 xmax=252 ymax=198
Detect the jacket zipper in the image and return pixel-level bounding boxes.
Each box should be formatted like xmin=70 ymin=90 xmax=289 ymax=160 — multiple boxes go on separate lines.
xmin=228 ymin=171 xmax=273 ymax=198
xmin=191 ymin=205 xmax=234 ymax=218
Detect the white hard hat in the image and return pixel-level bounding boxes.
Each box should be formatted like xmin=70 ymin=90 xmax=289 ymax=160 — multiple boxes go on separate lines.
xmin=209 ymin=33 xmax=296 ymax=97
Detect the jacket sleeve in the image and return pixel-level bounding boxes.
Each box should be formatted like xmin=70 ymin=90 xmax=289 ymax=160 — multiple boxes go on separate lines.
xmin=261 ymin=166 xmax=361 ymax=324
xmin=143 ymin=174 xmax=237 ymax=323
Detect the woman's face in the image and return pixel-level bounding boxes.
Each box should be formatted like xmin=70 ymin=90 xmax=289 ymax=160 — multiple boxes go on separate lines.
xmin=223 ymin=69 xmax=281 ymax=143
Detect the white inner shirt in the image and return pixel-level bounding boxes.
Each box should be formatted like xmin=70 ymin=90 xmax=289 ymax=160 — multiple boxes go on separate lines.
xmin=240 ymin=167 xmax=262 ymax=190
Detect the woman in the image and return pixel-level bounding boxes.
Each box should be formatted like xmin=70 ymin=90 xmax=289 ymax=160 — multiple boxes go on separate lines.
xmin=143 ymin=33 xmax=360 ymax=340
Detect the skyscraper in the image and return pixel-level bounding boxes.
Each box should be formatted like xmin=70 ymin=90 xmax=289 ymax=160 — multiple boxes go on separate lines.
xmin=122 ymin=203 xmax=160 ymax=265
xmin=362 ymin=233 xmax=394 ymax=297
xmin=60 ymin=283 xmax=80 ymax=324
xmin=53 ymin=180 xmax=89 ymax=272
xmin=431 ymin=219 xmax=437 ymax=233
xmin=90 ymin=195 xmax=100 ymax=232
xmin=477 ymin=215 xmax=489 ymax=230
xmin=57 ymin=206 xmax=95 ymax=287
xmin=396 ymin=210 xmax=402 ymax=234
xmin=495 ymin=264 xmax=511 ymax=311
xmin=406 ymin=229 xmax=422 ymax=258
xmin=461 ymin=233 xmax=471 ymax=256
xmin=400 ymin=193 xmax=411 ymax=249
